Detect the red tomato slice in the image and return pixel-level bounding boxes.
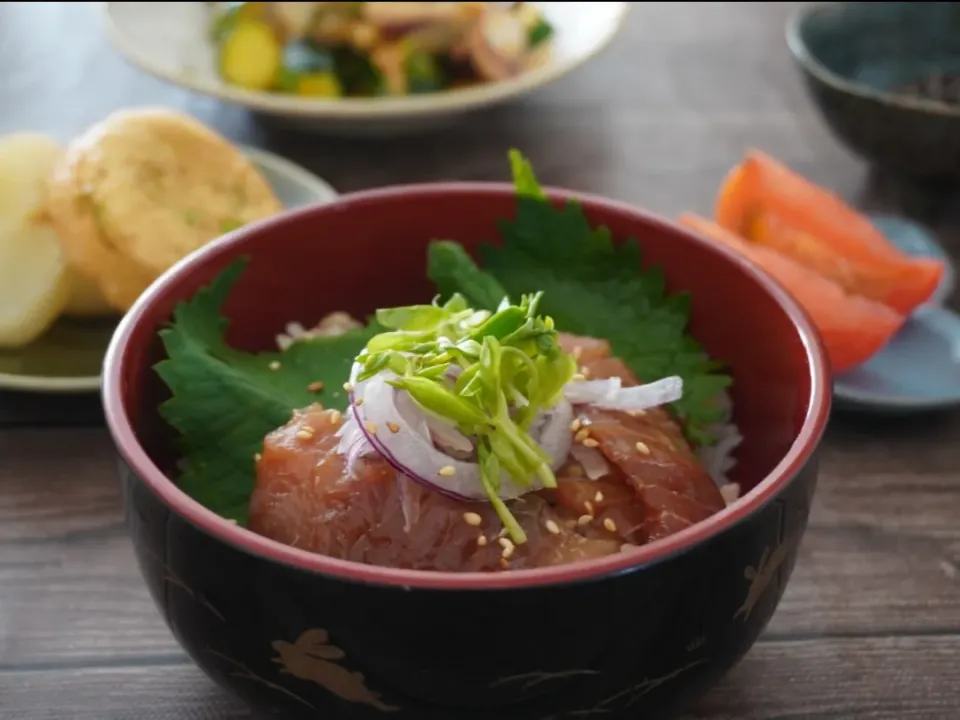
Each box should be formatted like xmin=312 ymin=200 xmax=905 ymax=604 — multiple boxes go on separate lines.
xmin=680 ymin=214 xmax=906 ymax=373
xmin=715 ymin=151 xmax=944 ymax=316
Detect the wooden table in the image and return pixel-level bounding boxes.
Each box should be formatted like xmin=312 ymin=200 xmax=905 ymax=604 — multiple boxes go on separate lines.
xmin=2 ymin=3 xmax=959 ymax=718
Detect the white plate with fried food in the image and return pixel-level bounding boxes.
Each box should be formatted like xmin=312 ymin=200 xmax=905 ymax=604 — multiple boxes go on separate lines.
xmin=0 ymin=111 xmax=337 ymax=393
xmin=101 ymin=2 xmax=630 ymax=136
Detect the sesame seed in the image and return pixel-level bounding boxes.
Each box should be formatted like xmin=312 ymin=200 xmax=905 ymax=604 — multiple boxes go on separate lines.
xmin=329 ymin=410 xmax=342 ymax=424
xmin=594 ymin=491 xmax=604 ymax=503
xmin=603 ymin=518 xmax=617 ymax=532
xmin=439 ymin=465 xmax=456 ymax=477
xmin=572 ymin=345 xmax=583 ymax=360
xmin=574 ymin=428 xmax=590 ymax=442
xmin=502 ymin=544 xmax=515 ymax=559
xmin=364 ymin=421 xmax=378 ymax=435
xmin=569 ymin=418 xmax=582 ymax=432
xmin=355 ymin=397 xmax=364 ymax=406
xmin=629 ymin=409 xmax=647 ymax=417
xmin=498 ymin=527 xmax=509 ymax=539
xmin=571 ymin=373 xmax=586 ymax=382
xmin=343 ymin=382 xmax=354 ymax=392
xmin=498 ymin=537 xmax=515 ymax=559
xmin=579 ymin=366 xmax=591 ymax=378
xmin=254 ymin=453 xmax=262 ymax=462
xmin=498 ymin=537 xmax=513 ymax=549
xmin=582 ymin=438 xmax=600 ymax=448
xmin=463 ymin=512 xmax=482 ymax=526
xmin=295 ymin=429 xmax=313 ymax=440
xmin=545 ymin=519 xmax=561 ymax=535
xmin=499 ymin=558 xmax=510 ymax=569
xmin=577 ymin=514 xmax=593 ymax=526
xmin=635 ymin=441 xmax=650 ymax=455
xmin=386 ymin=422 xmax=400 ymax=433
xmin=477 ymin=535 xmax=488 ymax=546
xmin=268 ymin=361 xmax=281 ymax=371
xmin=584 ymin=501 xmax=595 ymax=515
xmin=308 ymin=381 xmax=324 ymax=392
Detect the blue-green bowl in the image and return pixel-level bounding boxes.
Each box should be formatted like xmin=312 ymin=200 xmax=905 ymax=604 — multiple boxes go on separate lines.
xmin=787 ymin=2 xmax=960 ymax=179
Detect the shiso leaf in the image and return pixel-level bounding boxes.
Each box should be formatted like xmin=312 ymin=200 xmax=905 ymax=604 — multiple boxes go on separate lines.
xmin=427 ymin=149 xmax=732 ymax=444
xmin=154 ymin=257 xmax=377 ymax=524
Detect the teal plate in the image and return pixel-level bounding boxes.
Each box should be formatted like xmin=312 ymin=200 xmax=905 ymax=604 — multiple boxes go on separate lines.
xmin=834 ymin=215 xmax=960 ymax=412
xmin=0 ymin=146 xmax=338 ymax=394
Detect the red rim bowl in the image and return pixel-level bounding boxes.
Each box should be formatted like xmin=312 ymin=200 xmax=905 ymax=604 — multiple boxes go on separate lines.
xmin=102 ymin=183 xmax=832 ymax=591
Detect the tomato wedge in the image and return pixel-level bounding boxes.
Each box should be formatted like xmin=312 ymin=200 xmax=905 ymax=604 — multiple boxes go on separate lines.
xmin=715 ymin=151 xmax=944 ymax=315
xmin=679 ymin=214 xmax=905 ymax=373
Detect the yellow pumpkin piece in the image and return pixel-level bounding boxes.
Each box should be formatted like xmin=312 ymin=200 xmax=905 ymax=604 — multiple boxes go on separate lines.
xmin=296 ymin=72 xmax=343 ymax=97
xmin=218 ymin=19 xmax=282 ymax=91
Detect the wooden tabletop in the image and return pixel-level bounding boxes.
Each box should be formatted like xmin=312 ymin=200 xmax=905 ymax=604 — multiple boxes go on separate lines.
xmin=2 ymin=3 xmax=959 ymax=718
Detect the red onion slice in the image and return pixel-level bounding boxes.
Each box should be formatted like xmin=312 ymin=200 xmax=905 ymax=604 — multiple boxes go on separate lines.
xmin=564 ymin=376 xmax=683 ymax=412
xmin=346 ymin=368 xmax=572 ymax=501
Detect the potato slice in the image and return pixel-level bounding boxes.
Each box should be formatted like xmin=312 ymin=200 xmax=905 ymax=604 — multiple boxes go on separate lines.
xmin=0 ymin=133 xmax=71 ymax=348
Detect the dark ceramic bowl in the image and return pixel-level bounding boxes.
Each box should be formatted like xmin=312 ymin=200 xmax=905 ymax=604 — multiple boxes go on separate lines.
xmin=787 ymin=2 xmax=960 ymax=178
xmin=102 ymin=185 xmax=831 ymax=720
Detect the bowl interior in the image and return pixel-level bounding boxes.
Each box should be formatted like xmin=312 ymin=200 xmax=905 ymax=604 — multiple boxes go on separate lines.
xmin=792 ymin=2 xmax=960 ymax=94
xmin=113 ymin=185 xmax=824 ymax=533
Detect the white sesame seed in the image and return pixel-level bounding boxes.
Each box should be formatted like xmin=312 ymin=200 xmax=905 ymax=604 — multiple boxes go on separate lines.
xmin=439 ymin=465 xmax=456 ymax=477
xmin=355 ymin=397 xmax=364 ymax=406
xmin=269 ymin=361 xmax=281 ymax=371
xmin=329 ymin=410 xmax=342 ymax=424
xmin=572 ymin=345 xmax=583 ymax=360
xmin=603 ymin=518 xmax=617 ymax=533
xmin=594 ymin=491 xmax=604 ymax=503
xmin=295 ymin=429 xmax=313 ymax=440
xmin=463 ymin=512 xmax=482 ymax=526
xmin=477 ymin=535 xmax=488 ymax=546
xmin=254 ymin=453 xmax=262 ymax=462
xmin=343 ymin=382 xmax=354 ymax=392
xmin=569 ymin=418 xmax=582 ymax=432
xmin=571 ymin=373 xmax=586 ymax=382
xmin=635 ymin=441 xmax=650 ymax=455
xmin=577 ymin=514 xmax=593 ymax=526
xmin=364 ymin=421 xmax=378 ymax=435
xmin=582 ymin=438 xmax=600 ymax=448
xmin=574 ymin=428 xmax=590 ymax=442
xmin=545 ymin=520 xmax=561 ymax=535
xmin=386 ymin=422 xmax=400 ymax=434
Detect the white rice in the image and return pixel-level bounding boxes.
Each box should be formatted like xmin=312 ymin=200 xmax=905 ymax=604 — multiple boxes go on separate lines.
xmin=696 ymin=391 xmax=744 ymax=506
xmin=277 ymin=314 xmax=743 ymax=506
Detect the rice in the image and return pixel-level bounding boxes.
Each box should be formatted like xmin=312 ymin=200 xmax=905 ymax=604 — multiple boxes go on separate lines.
xmin=696 ymin=390 xmax=743 ymax=506
xmin=276 ymin=312 xmax=364 ymax=350
xmin=277 ymin=314 xmax=744 ymax=506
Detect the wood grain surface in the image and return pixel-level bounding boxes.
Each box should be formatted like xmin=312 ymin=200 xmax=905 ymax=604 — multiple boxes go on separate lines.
xmin=1 ymin=3 xmax=959 ymax=718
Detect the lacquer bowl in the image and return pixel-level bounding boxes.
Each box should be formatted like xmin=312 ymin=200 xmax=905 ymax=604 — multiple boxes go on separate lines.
xmin=102 ymin=185 xmax=831 ymax=720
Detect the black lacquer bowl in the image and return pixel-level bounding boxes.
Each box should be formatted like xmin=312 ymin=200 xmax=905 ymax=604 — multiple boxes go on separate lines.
xmin=102 ymin=185 xmax=831 ymax=719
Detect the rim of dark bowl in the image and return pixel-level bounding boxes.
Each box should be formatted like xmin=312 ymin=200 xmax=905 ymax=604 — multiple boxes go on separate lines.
xmin=102 ymin=183 xmax=832 ymax=591
xmin=785 ymin=2 xmax=960 ymax=119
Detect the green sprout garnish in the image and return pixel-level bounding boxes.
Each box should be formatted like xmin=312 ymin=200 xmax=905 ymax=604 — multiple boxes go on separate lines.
xmin=355 ymin=292 xmax=577 ymax=544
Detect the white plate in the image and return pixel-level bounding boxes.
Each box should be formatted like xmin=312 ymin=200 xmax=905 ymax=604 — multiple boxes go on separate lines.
xmin=101 ymin=2 xmax=630 ymax=137
xmin=0 ymin=146 xmax=337 ymax=394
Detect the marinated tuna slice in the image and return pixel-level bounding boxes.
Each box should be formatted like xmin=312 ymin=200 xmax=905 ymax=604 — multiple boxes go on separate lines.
xmin=248 ymin=333 xmax=726 ymax=572
xmin=249 ymin=405 xmax=621 ymax=572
